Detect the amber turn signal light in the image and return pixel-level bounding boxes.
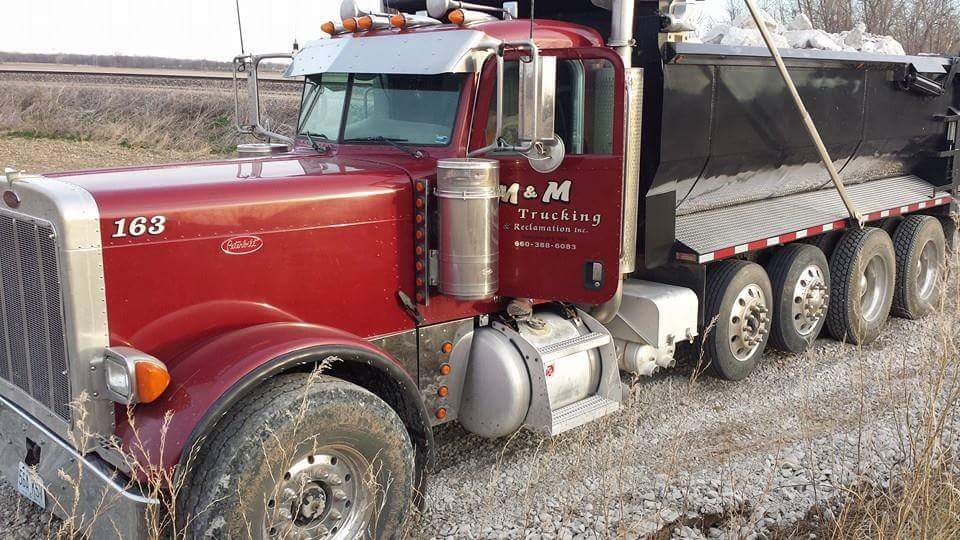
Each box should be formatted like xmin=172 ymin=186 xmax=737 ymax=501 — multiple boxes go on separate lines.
xmin=135 ymin=360 xmax=171 ymax=403
xmin=448 ymin=9 xmax=466 ymax=25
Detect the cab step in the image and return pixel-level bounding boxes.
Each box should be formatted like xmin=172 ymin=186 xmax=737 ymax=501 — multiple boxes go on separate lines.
xmin=536 ymin=331 xmax=611 ymax=362
xmin=550 ymin=395 xmax=620 ymax=436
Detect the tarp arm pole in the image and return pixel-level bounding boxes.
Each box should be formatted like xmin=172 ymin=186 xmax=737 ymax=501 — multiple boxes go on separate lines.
xmin=743 ymin=0 xmax=864 ymax=228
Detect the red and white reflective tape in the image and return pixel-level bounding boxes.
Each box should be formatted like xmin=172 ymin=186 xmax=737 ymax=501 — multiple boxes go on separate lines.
xmin=676 ymin=196 xmax=954 ymax=264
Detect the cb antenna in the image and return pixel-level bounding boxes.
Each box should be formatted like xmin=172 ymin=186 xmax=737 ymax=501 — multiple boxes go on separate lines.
xmin=529 ymin=0 xmax=535 ymax=38
xmin=235 ymin=0 xmax=246 ymax=54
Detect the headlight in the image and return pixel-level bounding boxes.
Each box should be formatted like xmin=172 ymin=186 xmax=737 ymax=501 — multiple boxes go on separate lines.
xmin=104 ymin=355 xmax=133 ymax=402
xmin=99 ymin=347 xmax=170 ymax=405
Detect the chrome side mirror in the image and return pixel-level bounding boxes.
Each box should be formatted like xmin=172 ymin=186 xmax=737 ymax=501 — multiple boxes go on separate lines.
xmin=470 ymin=43 xmax=565 ymax=172
xmin=233 ymin=53 xmax=294 ymax=148
xmin=519 ymin=55 xmax=564 ymax=173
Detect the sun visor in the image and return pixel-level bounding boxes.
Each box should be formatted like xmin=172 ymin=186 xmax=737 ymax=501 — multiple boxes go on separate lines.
xmin=285 ymin=29 xmax=499 ymax=77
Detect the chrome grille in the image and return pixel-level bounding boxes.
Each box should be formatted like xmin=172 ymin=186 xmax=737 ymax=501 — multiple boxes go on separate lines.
xmin=0 ymin=214 xmax=70 ymax=421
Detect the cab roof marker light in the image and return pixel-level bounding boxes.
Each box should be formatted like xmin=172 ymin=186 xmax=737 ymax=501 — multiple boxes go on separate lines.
xmin=358 ymin=14 xmax=392 ymax=31
xmin=321 ymin=20 xmax=351 ymax=36
xmin=389 ymin=13 xmax=443 ymax=29
xmin=342 ymin=17 xmax=360 ymax=32
xmin=448 ymin=8 xmax=497 ymax=25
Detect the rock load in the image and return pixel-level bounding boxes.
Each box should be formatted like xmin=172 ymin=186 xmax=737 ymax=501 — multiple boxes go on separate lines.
xmin=681 ymin=1 xmax=906 ymax=55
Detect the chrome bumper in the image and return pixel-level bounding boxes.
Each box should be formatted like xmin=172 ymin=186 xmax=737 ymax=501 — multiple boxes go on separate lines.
xmin=0 ymin=395 xmax=156 ymax=539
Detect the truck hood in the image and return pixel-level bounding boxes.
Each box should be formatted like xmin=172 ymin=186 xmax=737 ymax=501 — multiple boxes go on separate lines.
xmin=41 ymin=153 xmax=415 ymax=248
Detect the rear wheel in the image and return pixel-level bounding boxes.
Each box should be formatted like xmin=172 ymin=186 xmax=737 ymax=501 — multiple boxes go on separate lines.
xmin=892 ymin=215 xmax=945 ymax=319
xmin=766 ymin=244 xmax=830 ymax=354
xmin=802 ymin=230 xmax=843 ymax=260
xmin=183 ymin=374 xmax=415 ymax=539
xmin=702 ymin=260 xmax=773 ymax=381
xmin=825 ymin=228 xmax=896 ymax=345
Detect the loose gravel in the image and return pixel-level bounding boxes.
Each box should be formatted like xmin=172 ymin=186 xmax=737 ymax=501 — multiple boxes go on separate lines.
xmin=0 ymin=140 xmax=955 ymax=538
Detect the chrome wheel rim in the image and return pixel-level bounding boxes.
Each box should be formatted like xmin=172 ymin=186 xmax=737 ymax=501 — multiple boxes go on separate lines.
xmin=728 ymin=284 xmax=769 ymax=361
xmin=791 ymin=264 xmax=828 ymax=336
xmin=917 ymin=240 xmax=939 ymax=301
xmin=859 ymin=254 xmax=888 ymax=322
xmin=265 ymin=446 xmax=373 ymax=540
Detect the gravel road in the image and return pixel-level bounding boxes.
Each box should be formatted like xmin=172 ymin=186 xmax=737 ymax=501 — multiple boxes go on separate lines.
xmin=0 ymin=138 xmax=955 ymax=538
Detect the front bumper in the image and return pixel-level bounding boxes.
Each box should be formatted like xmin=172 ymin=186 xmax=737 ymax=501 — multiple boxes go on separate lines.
xmin=0 ymin=394 xmax=156 ymax=539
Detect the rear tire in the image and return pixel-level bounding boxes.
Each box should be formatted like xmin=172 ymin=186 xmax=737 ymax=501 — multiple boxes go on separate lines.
xmin=891 ymin=215 xmax=945 ymax=319
xmin=802 ymin=230 xmax=843 ymax=260
xmin=702 ymin=260 xmax=773 ymax=381
xmin=766 ymin=244 xmax=830 ymax=354
xmin=182 ymin=374 xmax=415 ymax=540
xmin=825 ymin=228 xmax=896 ymax=345
xmin=938 ymin=215 xmax=957 ymax=254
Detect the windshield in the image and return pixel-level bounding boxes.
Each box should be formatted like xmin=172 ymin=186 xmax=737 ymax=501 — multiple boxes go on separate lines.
xmin=298 ymin=72 xmax=464 ymax=147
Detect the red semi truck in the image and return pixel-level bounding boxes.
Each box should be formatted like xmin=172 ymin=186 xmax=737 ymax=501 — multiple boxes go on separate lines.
xmin=0 ymin=0 xmax=957 ymax=537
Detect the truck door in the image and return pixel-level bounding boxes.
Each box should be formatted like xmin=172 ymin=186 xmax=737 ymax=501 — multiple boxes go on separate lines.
xmin=471 ymin=50 xmax=625 ymax=304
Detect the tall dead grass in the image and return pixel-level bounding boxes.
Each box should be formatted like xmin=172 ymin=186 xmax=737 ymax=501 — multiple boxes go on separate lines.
xmin=0 ymin=79 xmax=299 ymax=154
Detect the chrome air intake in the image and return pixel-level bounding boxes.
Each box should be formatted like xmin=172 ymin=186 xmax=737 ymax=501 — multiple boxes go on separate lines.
xmin=437 ymin=158 xmax=499 ymax=300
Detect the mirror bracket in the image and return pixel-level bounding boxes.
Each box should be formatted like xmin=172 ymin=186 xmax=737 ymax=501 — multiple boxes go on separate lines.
xmin=234 ymin=53 xmax=295 ymax=147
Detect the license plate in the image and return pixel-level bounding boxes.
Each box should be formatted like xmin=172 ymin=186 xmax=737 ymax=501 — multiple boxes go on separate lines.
xmin=17 ymin=461 xmax=45 ymax=509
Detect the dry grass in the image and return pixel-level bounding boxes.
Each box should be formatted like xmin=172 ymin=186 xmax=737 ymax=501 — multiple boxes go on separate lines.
xmin=0 ymin=76 xmax=299 ymax=155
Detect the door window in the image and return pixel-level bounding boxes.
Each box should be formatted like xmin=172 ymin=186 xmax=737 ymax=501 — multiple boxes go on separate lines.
xmin=484 ymin=58 xmax=616 ymax=155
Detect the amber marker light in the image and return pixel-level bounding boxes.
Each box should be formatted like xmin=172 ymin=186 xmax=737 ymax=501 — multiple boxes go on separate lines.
xmin=358 ymin=15 xmax=374 ymax=31
xmin=448 ymin=9 xmax=466 ymax=25
xmin=390 ymin=13 xmax=406 ymax=28
xmin=438 ymin=386 xmax=449 ymax=398
xmin=135 ymin=360 xmax=171 ymax=403
xmin=439 ymin=363 xmax=452 ymax=375
xmin=342 ymin=17 xmax=359 ymax=32
xmin=441 ymin=342 xmax=453 ymax=354
xmin=435 ymin=408 xmax=447 ymax=420
xmin=321 ymin=21 xmax=336 ymax=35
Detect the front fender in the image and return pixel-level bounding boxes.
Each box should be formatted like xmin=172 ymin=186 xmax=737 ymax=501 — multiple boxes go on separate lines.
xmin=116 ymin=322 xmax=430 ymax=477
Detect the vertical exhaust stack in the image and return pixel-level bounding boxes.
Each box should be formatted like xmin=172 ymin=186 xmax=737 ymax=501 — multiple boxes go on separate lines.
xmin=589 ymin=0 xmax=643 ymax=323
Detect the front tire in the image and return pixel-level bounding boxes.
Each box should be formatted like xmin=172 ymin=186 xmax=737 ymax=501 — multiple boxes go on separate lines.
xmin=702 ymin=260 xmax=773 ymax=381
xmin=826 ymin=228 xmax=895 ymax=345
xmin=182 ymin=373 xmax=415 ymax=539
xmin=892 ymin=215 xmax=945 ymax=319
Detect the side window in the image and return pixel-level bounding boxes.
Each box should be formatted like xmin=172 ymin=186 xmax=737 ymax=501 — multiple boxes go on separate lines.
xmin=485 ymin=57 xmax=616 ymax=155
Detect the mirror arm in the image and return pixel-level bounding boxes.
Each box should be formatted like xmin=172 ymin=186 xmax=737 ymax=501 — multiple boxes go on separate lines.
xmin=234 ymin=53 xmax=295 ymax=147
xmin=468 ymin=40 xmax=543 ymax=158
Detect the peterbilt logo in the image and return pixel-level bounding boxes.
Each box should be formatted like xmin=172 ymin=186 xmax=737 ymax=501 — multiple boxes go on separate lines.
xmin=221 ymin=235 xmax=263 ymax=255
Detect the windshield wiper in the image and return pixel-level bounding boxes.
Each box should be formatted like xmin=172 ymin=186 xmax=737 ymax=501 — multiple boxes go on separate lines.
xmin=343 ymin=136 xmax=424 ymax=159
xmin=303 ymin=132 xmax=330 ymax=152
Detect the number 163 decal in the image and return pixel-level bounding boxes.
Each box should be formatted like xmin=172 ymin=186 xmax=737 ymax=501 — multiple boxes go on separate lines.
xmin=112 ymin=216 xmax=166 ymax=238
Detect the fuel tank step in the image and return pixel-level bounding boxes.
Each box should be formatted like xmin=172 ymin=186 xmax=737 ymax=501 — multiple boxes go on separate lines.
xmin=550 ymin=395 xmax=620 ymax=436
xmin=536 ymin=331 xmax=611 ymax=362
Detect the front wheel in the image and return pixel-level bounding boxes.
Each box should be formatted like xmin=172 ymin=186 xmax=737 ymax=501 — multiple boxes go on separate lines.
xmin=182 ymin=373 xmax=415 ymax=539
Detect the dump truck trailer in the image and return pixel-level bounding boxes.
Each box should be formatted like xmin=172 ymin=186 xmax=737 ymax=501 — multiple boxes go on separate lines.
xmin=0 ymin=0 xmax=956 ymax=537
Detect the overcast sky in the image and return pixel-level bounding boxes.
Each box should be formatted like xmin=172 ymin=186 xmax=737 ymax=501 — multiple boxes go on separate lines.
xmin=0 ymin=0 xmax=382 ymax=60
